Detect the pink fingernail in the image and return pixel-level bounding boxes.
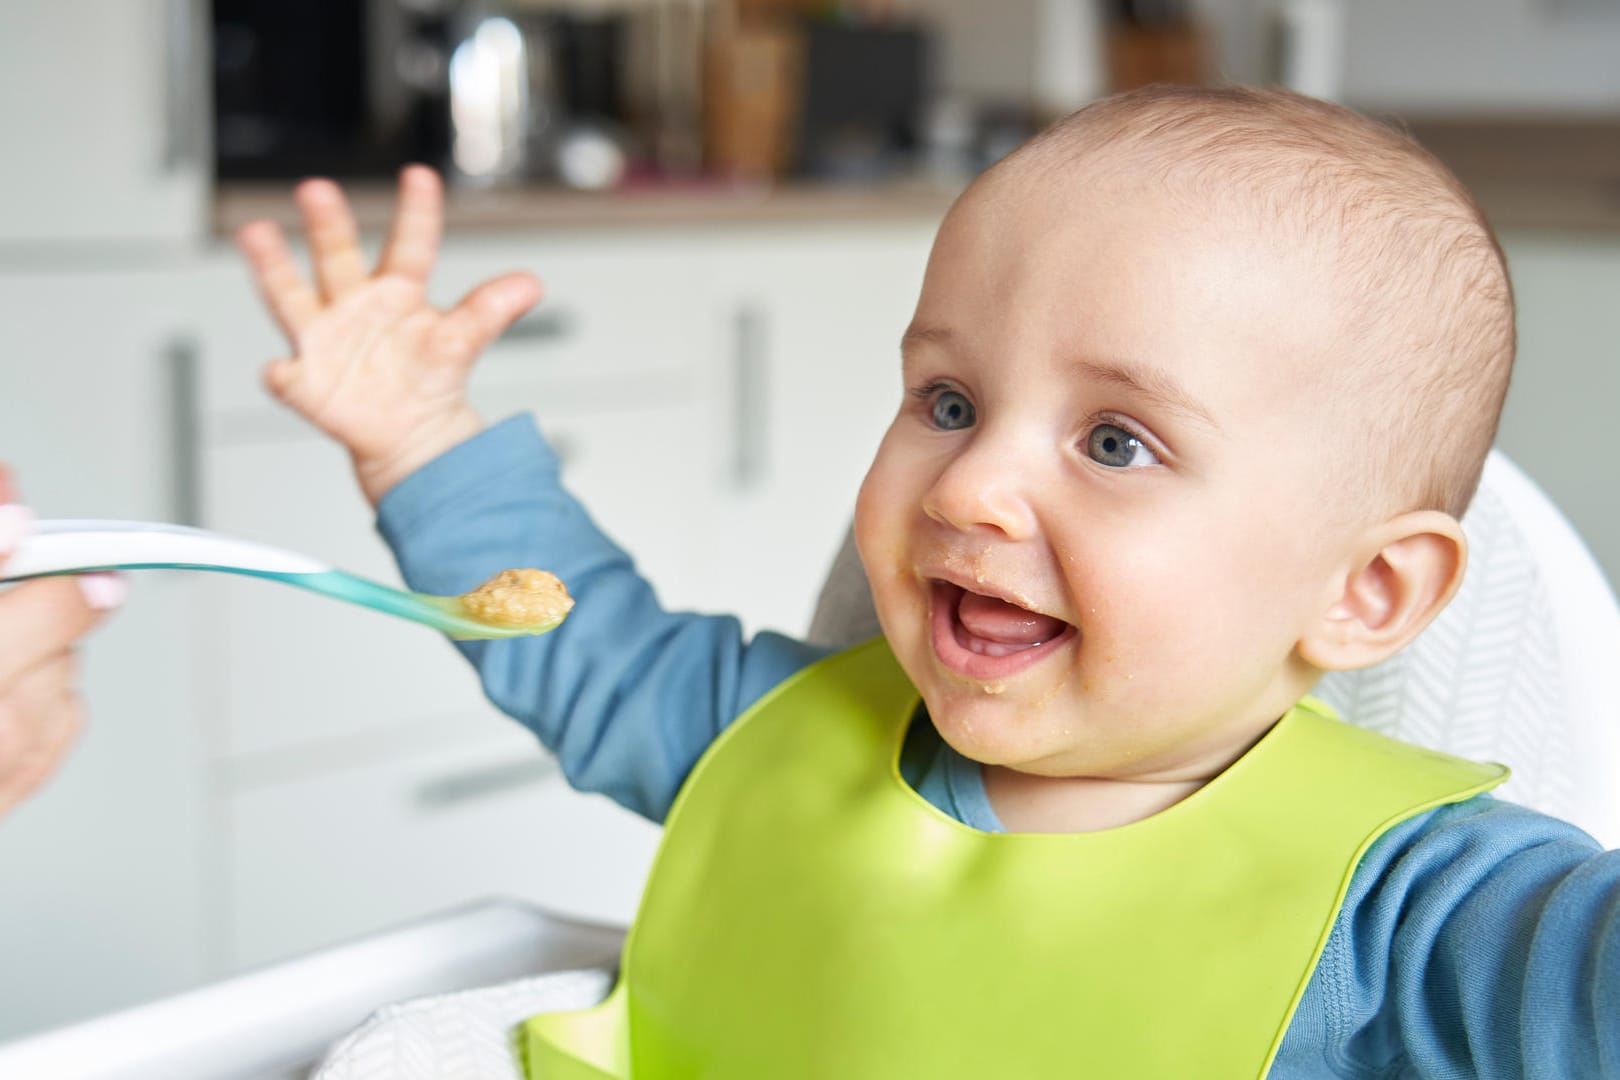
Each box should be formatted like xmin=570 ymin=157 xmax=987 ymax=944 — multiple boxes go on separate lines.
xmin=0 ymin=504 xmax=35 ymax=557
xmin=78 ymin=572 xmax=127 ymax=611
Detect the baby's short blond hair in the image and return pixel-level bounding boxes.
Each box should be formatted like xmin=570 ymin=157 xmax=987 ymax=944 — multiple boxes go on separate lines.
xmin=1009 ymin=85 xmax=1515 ymax=519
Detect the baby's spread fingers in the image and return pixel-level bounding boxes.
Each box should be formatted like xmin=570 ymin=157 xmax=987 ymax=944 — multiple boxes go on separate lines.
xmin=378 ymin=165 xmax=445 ymax=283
xmin=295 ymin=178 xmax=369 ymax=302
xmin=434 ymin=273 xmax=543 ymax=363
xmin=235 ymin=220 xmax=321 ymax=337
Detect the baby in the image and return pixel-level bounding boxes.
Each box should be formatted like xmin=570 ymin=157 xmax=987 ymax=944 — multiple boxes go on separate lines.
xmin=237 ymin=86 xmax=1617 ymax=1078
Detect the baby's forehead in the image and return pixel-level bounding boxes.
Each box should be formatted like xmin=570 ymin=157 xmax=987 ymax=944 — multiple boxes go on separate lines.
xmin=981 ymin=131 xmax=1469 ymax=336
xmin=983 ymin=138 xmax=1340 ymax=248
xmin=932 ymin=172 xmax=1411 ymax=418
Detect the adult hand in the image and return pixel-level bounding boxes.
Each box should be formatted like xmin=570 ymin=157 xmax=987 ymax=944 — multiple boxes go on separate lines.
xmin=0 ymin=469 xmax=124 ymax=817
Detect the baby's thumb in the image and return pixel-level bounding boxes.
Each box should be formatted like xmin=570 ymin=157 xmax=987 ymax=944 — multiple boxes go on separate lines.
xmin=262 ymin=357 xmax=298 ymax=403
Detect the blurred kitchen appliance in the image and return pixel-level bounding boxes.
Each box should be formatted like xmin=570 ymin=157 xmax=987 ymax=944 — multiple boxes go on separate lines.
xmin=212 ymin=0 xmax=461 ymax=180
xmin=795 ymin=21 xmax=930 ymax=180
xmin=1104 ymin=0 xmax=1206 ymax=91
xmin=212 ymin=0 xmax=633 ymax=187
xmin=704 ymin=5 xmax=932 ymax=182
xmin=703 ymin=22 xmax=803 ymax=179
xmin=903 ymin=0 xmax=1107 ymax=178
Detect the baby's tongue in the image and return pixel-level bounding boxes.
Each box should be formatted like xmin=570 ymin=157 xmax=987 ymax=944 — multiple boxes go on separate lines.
xmin=956 ymin=590 xmax=1066 ymax=646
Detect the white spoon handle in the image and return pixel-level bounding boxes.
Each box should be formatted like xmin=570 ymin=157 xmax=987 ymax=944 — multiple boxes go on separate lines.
xmin=2 ymin=520 xmax=332 ymax=580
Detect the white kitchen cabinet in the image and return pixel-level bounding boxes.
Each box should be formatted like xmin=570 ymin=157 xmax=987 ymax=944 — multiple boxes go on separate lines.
xmin=228 ymin=719 xmax=659 ymax=968
xmin=193 ymin=231 xmax=720 ymax=416
xmin=0 ymin=1 xmax=208 ymax=249
xmin=695 ymin=222 xmax=936 ymax=636
xmin=0 ymin=269 xmax=209 ymax=1038
xmin=199 ymin=432 xmax=490 ymax=759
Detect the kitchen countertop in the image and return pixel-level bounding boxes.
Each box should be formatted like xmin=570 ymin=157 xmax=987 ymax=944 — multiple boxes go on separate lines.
xmin=214 ymin=119 xmax=1620 ymax=237
xmin=213 ymin=177 xmax=962 ymax=237
xmin=1404 ymin=117 xmax=1620 ymax=233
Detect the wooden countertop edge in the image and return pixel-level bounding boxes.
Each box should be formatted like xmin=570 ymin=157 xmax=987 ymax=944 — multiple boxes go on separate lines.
xmin=214 ymin=180 xmax=963 ymax=236
xmin=215 ymin=116 xmax=1620 ymax=236
xmin=216 ymin=178 xmax=1620 ymax=236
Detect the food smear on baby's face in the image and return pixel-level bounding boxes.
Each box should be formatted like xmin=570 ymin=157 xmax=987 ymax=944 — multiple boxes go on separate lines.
xmin=460 ymin=568 xmax=574 ymax=628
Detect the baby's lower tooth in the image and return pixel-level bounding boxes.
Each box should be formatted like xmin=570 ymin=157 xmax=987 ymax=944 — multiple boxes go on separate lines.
xmin=968 ymin=636 xmax=1027 ymax=658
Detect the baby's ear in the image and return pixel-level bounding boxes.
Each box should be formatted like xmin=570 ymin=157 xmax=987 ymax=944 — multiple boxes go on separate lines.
xmin=1297 ymin=511 xmax=1467 ymax=672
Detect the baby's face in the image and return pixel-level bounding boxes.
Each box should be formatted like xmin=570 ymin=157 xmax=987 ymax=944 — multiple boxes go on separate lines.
xmin=856 ymin=167 xmax=1359 ymax=783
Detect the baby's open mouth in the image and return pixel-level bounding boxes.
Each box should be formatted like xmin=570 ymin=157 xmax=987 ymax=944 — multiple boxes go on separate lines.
xmin=929 ymin=581 xmax=1077 ymax=679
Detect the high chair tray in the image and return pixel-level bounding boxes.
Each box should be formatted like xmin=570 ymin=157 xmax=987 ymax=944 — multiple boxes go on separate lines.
xmin=0 ymin=899 xmax=624 ymax=1080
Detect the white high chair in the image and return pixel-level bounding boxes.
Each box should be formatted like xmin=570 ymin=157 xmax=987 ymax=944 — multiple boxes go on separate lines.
xmin=1 ymin=450 xmax=1615 ymax=1080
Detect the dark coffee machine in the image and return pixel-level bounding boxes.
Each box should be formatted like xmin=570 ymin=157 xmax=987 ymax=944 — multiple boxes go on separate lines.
xmin=212 ymin=0 xmax=463 ymax=180
xmin=212 ymin=0 xmax=638 ymax=186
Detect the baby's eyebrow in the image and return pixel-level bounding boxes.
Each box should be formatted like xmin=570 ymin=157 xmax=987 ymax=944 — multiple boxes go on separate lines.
xmin=1072 ymin=358 xmax=1221 ymax=432
xmin=900 ymin=323 xmax=953 ymax=356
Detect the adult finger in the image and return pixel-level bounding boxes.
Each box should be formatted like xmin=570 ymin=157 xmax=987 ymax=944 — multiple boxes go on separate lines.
xmin=0 ymin=656 xmax=86 ymax=816
xmin=235 ymin=220 xmax=321 ymax=338
xmin=433 ymin=273 xmax=544 ymax=364
xmin=294 ymin=178 xmax=369 ymax=302
xmin=0 ymin=499 xmax=34 ymax=598
xmin=0 ymin=501 xmax=31 ymax=566
xmin=377 ymin=165 xmax=445 ymax=284
xmin=0 ymin=575 xmax=120 ymax=688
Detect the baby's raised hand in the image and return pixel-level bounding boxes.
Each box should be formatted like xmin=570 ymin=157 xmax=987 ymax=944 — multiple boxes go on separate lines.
xmin=235 ymin=166 xmax=542 ymax=504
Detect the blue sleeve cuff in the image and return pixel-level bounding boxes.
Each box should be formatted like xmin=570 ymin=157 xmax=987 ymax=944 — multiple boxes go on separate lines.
xmin=376 ymin=413 xmax=555 ymax=552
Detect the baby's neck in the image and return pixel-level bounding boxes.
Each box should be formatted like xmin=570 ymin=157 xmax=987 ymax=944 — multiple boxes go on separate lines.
xmin=982 ymin=764 xmax=1207 ymax=833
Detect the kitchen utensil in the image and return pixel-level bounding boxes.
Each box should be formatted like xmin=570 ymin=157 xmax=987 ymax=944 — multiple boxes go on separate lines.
xmin=2 ymin=519 xmax=567 ymax=640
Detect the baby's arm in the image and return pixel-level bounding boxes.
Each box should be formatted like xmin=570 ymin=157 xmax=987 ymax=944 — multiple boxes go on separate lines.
xmin=236 ymin=170 xmax=830 ymax=821
xmin=377 ymin=412 xmax=828 ymax=819
xmin=1301 ymin=798 xmax=1620 ymax=1077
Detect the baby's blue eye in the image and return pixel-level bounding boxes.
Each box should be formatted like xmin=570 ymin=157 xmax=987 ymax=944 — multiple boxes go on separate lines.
xmin=931 ymin=390 xmax=976 ymax=431
xmin=1087 ymin=423 xmax=1158 ymax=468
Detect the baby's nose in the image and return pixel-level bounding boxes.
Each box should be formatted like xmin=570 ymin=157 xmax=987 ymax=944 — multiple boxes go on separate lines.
xmin=922 ymin=444 xmax=1039 ymax=541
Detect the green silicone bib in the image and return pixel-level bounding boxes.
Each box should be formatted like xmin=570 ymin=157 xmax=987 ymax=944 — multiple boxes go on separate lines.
xmin=523 ymin=638 xmax=1506 ymax=1078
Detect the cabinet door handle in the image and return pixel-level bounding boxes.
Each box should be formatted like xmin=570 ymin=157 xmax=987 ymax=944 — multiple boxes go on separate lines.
xmin=414 ymin=756 xmax=558 ymax=809
xmin=502 ymin=308 xmax=576 ymax=343
xmin=731 ymin=303 xmax=769 ymax=491
xmin=164 ymin=335 xmax=202 ymax=526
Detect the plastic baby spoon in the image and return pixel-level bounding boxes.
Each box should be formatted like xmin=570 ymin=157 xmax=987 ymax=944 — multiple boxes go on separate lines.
xmin=0 ymin=519 xmax=570 ymax=640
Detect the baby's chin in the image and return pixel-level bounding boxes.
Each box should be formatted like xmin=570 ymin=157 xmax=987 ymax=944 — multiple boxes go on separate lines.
xmin=922 ymin=695 xmax=1087 ymax=773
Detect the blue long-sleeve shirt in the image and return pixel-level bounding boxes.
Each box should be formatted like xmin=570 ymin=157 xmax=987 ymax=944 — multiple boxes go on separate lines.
xmin=377 ymin=414 xmax=1620 ymax=1078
